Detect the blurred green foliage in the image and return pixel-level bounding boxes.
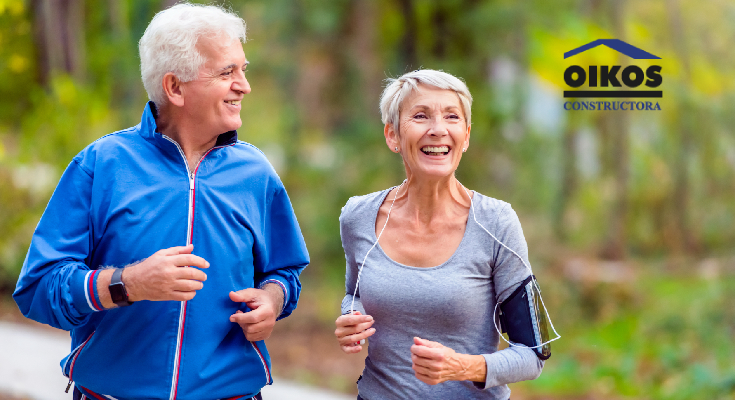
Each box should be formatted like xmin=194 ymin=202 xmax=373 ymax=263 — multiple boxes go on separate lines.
xmin=527 ymin=272 xmax=735 ymax=400
xmin=1 ymin=0 xmax=734 ymax=398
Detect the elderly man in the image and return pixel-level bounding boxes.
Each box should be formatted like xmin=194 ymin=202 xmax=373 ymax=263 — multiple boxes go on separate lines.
xmin=13 ymin=4 xmax=308 ymax=400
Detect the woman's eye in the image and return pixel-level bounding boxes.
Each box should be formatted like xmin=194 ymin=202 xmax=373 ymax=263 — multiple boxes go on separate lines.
xmin=222 ymin=70 xmax=233 ymax=76
xmin=447 ymin=114 xmax=459 ymax=119
xmin=414 ymin=114 xmax=427 ymax=119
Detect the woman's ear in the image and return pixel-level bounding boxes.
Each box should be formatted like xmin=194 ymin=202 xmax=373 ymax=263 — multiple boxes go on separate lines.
xmin=463 ymin=125 xmax=471 ymax=152
xmin=385 ymin=124 xmax=400 ymax=153
xmin=162 ymin=72 xmax=185 ymax=107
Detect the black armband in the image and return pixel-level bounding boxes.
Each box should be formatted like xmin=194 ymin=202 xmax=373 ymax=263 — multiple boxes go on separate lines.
xmin=498 ymin=275 xmax=551 ymax=360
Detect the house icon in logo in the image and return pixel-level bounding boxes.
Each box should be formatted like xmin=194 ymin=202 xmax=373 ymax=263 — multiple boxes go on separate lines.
xmin=562 ymin=39 xmax=663 ymax=101
xmin=564 ymin=39 xmax=660 ymax=60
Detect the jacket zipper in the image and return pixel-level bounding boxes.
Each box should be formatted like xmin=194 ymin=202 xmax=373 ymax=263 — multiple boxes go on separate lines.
xmin=251 ymin=341 xmax=272 ymax=385
xmin=163 ymin=136 xmax=193 ymax=400
xmin=64 ymin=332 xmax=95 ymax=393
xmin=163 ymin=136 xmax=227 ymax=400
xmin=169 ymin=170 xmax=194 ymax=400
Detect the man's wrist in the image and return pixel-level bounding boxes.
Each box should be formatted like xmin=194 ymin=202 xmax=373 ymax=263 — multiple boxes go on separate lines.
xmin=260 ymin=282 xmax=285 ymax=316
xmin=122 ymin=264 xmax=141 ymax=302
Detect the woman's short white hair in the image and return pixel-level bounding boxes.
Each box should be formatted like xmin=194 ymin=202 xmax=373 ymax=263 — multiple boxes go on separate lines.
xmin=139 ymin=3 xmax=247 ymax=106
xmin=379 ymin=69 xmax=473 ymax=134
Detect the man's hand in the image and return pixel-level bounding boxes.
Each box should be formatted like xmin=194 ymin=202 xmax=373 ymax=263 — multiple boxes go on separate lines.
xmin=97 ymin=244 xmax=209 ymax=308
xmin=229 ymin=284 xmax=283 ymax=341
xmin=124 ymin=244 xmax=209 ymax=302
xmin=410 ymin=337 xmax=487 ymax=385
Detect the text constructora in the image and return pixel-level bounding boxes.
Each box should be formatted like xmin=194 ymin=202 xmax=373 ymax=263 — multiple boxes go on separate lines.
xmin=564 ymin=100 xmax=661 ymax=111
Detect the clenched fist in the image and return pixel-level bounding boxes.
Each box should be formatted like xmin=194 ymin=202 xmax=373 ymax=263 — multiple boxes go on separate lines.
xmin=229 ymin=285 xmax=284 ymax=341
xmin=124 ymin=244 xmax=210 ymax=302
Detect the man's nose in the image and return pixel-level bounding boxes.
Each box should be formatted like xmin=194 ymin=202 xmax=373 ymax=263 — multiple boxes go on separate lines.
xmin=233 ymin=72 xmax=251 ymax=94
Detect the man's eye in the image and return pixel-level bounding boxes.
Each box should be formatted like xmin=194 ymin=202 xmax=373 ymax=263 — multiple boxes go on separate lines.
xmin=222 ymin=71 xmax=233 ymax=76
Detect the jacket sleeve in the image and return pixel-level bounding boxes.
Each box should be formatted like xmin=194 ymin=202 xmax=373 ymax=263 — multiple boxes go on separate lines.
xmin=13 ymin=158 xmax=105 ymax=331
xmin=253 ymin=184 xmax=309 ymax=320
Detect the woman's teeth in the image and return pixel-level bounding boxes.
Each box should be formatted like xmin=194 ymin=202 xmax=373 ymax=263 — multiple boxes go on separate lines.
xmin=225 ymin=100 xmax=241 ymax=105
xmin=421 ymin=146 xmax=449 ymax=155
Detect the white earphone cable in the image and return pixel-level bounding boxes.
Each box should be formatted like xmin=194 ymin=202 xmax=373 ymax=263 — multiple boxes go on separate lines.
xmin=349 ymin=180 xmax=407 ymax=315
xmin=461 ymin=185 xmax=561 ymax=348
xmin=349 ymin=180 xmax=560 ymax=349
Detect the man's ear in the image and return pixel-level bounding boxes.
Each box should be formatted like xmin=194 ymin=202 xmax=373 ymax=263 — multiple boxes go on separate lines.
xmin=384 ymin=124 xmax=400 ymax=153
xmin=162 ymin=73 xmax=185 ymax=107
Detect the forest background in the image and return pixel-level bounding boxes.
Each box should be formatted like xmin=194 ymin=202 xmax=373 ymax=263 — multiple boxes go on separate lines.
xmin=0 ymin=0 xmax=733 ymax=399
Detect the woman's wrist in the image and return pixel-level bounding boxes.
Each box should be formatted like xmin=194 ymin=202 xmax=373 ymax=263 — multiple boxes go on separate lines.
xmin=456 ymin=354 xmax=487 ymax=383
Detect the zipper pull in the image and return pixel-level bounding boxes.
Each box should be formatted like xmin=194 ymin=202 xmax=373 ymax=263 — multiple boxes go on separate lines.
xmin=189 ymin=173 xmax=195 ymax=190
xmin=65 ymin=379 xmax=73 ymax=393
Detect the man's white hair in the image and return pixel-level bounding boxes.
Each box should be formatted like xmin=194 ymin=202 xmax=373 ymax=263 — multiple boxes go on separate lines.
xmin=139 ymin=3 xmax=247 ymax=106
xmin=379 ymin=69 xmax=473 ymax=134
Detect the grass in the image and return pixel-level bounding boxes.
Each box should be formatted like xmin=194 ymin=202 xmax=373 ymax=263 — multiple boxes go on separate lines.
xmin=517 ymin=269 xmax=735 ymax=400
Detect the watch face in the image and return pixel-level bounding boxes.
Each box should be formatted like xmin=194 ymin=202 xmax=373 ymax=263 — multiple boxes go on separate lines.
xmin=109 ymin=282 xmax=126 ymax=303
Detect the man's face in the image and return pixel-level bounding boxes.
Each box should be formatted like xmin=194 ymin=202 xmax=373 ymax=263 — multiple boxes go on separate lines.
xmin=180 ymin=36 xmax=250 ymax=136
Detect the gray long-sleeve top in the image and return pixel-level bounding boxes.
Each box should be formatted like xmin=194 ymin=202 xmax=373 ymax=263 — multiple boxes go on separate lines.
xmin=340 ymin=189 xmax=544 ymax=400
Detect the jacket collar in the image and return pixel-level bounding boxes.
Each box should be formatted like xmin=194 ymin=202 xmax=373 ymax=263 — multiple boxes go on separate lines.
xmin=139 ymin=101 xmax=238 ymax=147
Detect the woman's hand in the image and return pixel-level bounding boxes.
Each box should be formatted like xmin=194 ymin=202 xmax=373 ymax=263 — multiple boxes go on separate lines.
xmin=410 ymin=337 xmax=487 ymax=385
xmin=334 ymin=311 xmax=376 ymax=354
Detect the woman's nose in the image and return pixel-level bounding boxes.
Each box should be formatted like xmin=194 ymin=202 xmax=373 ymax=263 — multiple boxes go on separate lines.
xmin=428 ymin=117 xmax=448 ymax=136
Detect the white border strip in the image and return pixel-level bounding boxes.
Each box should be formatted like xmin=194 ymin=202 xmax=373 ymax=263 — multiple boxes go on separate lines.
xmin=83 ymin=270 xmax=96 ymax=311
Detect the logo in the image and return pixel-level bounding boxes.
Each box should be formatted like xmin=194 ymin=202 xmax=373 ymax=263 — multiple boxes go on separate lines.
xmin=563 ymin=39 xmax=662 ymax=111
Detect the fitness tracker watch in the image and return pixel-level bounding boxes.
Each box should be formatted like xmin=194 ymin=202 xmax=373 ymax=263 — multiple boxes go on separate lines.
xmin=109 ymin=268 xmax=133 ymax=307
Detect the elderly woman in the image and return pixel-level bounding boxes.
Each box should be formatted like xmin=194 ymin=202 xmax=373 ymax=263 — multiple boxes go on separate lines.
xmin=334 ymin=69 xmax=552 ymax=399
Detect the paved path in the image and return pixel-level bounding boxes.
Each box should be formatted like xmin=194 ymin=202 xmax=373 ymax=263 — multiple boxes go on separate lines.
xmin=0 ymin=321 xmax=352 ymax=400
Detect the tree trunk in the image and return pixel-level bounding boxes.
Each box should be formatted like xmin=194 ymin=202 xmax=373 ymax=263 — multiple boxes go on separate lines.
xmin=30 ymin=0 xmax=85 ymax=86
xmin=666 ymin=0 xmax=698 ymax=253
xmin=397 ymin=0 xmax=417 ymax=70
xmin=555 ymin=124 xmax=578 ymax=240
xmin=347 ymin=0 xmax=382 ymax=112
xmin=161 ymin=0 xmax=178 ymax=9
xmin=599 ymin=0 xmax=629 ymax=260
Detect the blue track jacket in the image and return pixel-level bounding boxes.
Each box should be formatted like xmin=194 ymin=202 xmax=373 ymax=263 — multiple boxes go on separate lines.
xmin=13 ymin=102 xmax=310 ymax=400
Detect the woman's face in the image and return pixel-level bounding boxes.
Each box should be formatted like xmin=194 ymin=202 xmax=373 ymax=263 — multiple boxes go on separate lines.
xmin=386 ymin=85 xmax=471 ymax=181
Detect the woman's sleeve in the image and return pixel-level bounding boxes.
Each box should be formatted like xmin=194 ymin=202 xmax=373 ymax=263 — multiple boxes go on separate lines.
xmin=477 ymin=203 xmax=544 ymax=389
xmin=339 ymin=198 xmax=366 ymax=315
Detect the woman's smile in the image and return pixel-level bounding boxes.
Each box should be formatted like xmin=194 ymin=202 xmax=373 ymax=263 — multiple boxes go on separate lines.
xmin=420 ymin=145 xmax=451 ymax=156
